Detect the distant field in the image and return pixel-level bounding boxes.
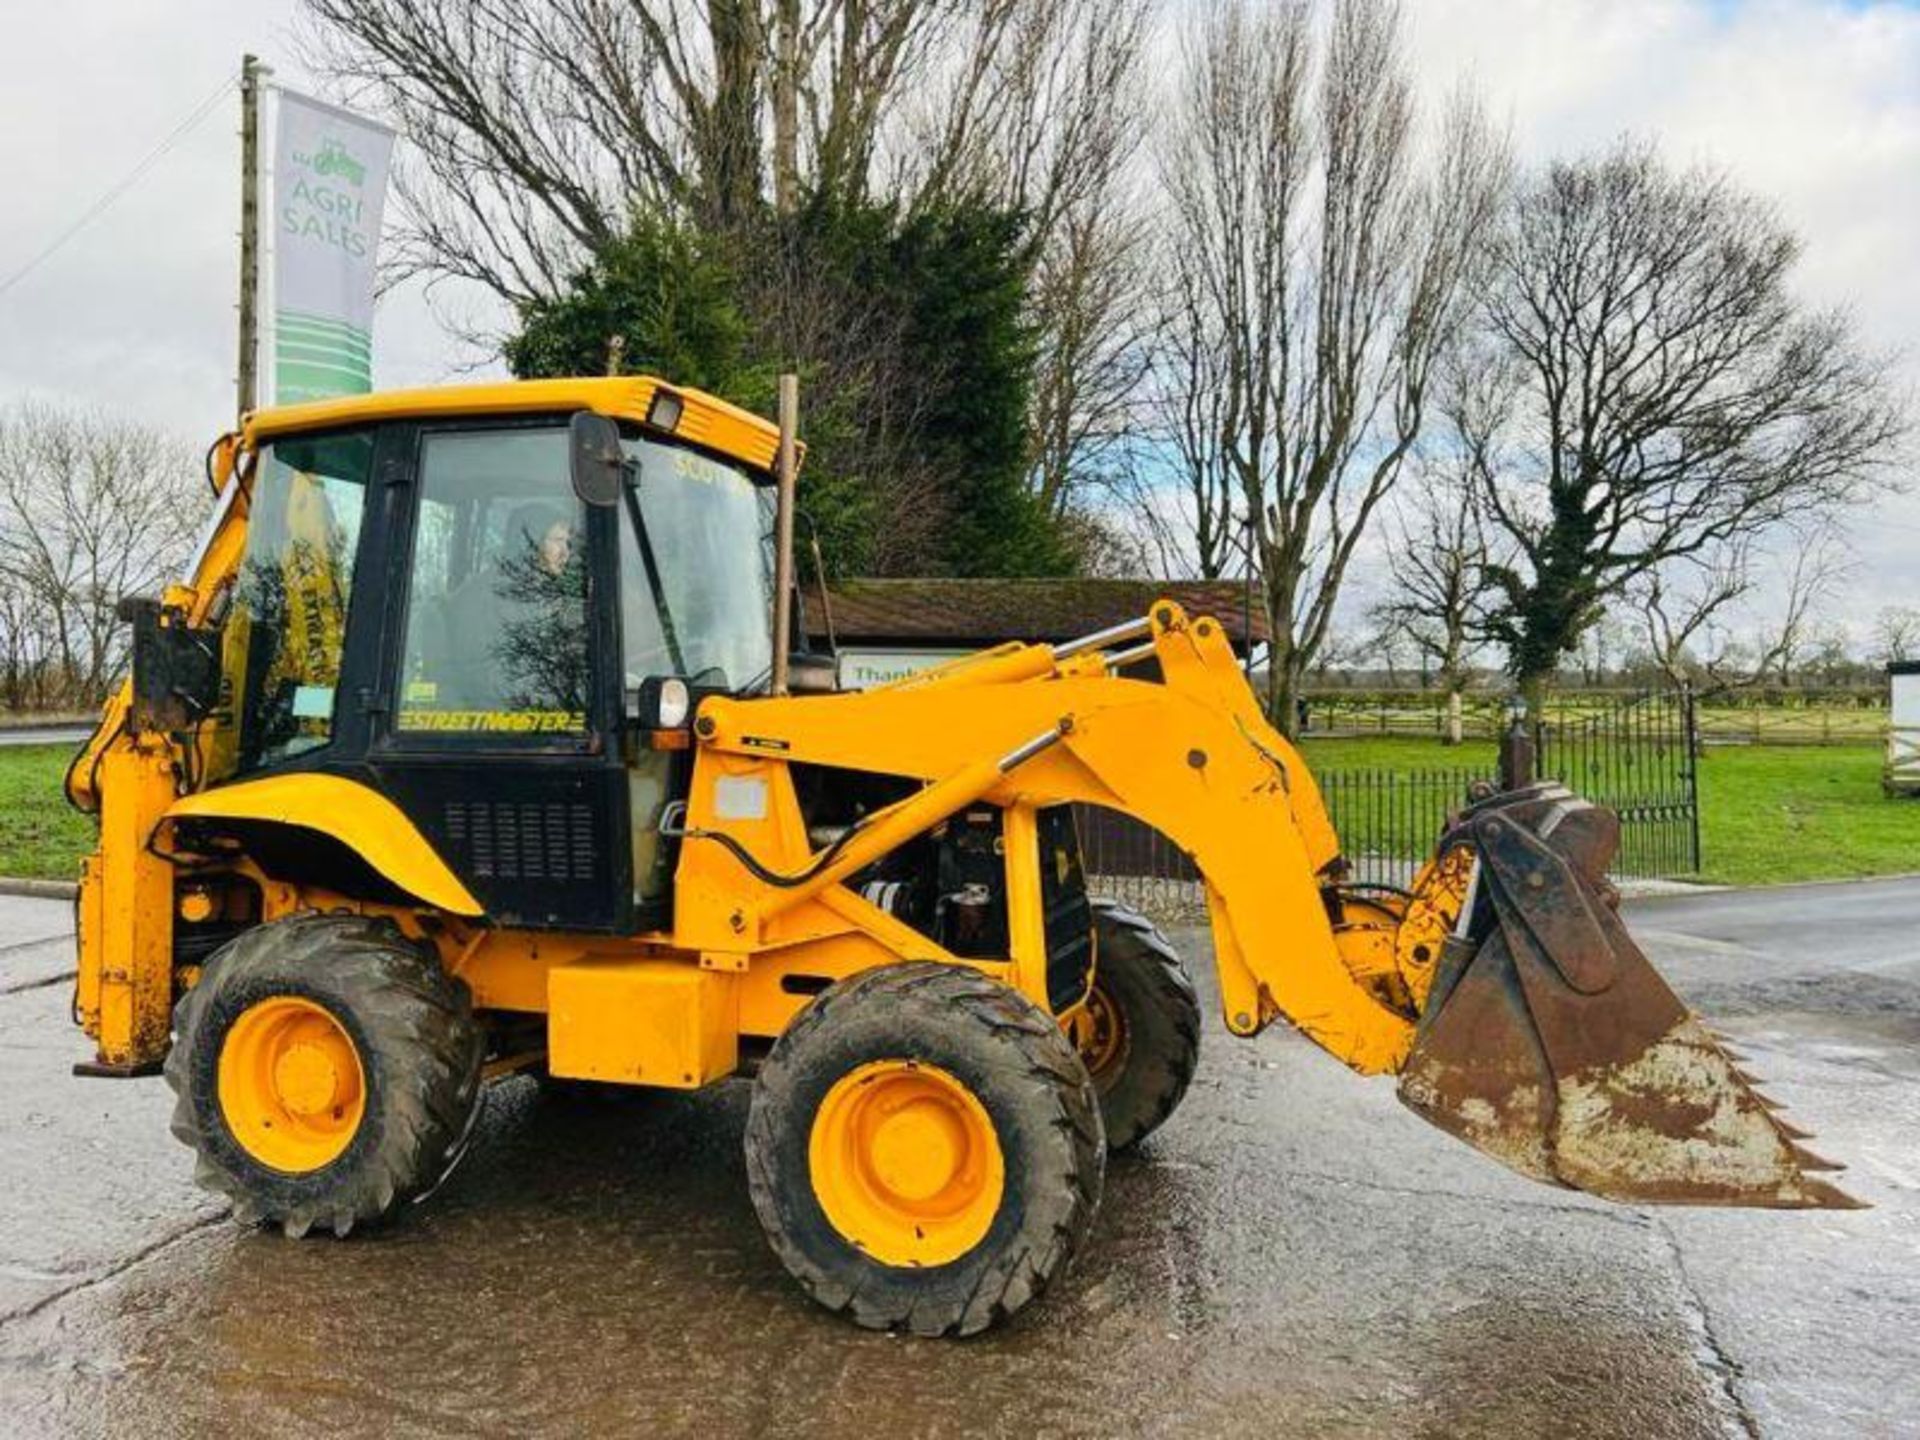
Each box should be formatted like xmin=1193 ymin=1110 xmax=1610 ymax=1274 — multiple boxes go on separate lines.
xmin=1305 ymin=695 xmax=1885 ymax=746
xmin=0 ymin=734 xmax=1915 ymax=890
xmin=0 ymin=743 xmax=95 ymax=882
xmin=1298 ymin=735 xmax=1919 ymax=887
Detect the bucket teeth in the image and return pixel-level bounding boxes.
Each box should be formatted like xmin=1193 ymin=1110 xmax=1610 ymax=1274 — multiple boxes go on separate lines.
xmin=1772 ymin=1118 xmax=1817 ymax=1141
xmin=1786 ymin=1143 xmax=1846 ymax=1173
xmin=1803 ymin=1178 xmax=1868 ymax=1211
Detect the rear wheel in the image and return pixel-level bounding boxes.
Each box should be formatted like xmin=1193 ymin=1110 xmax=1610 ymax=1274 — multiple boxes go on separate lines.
xmin=745 ymin=963 xmax=1104 ymax=1336
xmin=1075 ymin=900 xmax=1201 ymax=1152
xmin=165 ymin=913 xmax=484 ymax=1237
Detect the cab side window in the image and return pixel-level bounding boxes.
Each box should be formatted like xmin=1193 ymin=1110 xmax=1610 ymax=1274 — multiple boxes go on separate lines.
xmin=395 ymin=428 xmax=591 ymax=736
xmin=224 ymin=430 xmax=373 ymax=774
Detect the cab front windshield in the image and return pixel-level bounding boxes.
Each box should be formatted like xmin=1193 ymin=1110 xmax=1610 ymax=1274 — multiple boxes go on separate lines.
xmin=619 ymin=433 xmax=775 ymax=694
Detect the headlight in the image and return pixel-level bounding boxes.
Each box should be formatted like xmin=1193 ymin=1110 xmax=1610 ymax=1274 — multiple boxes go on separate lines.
xmin=647 ymin=388 xmax=684 ymax=432
xmin=654 ymin=676 xmax=691 ymax=729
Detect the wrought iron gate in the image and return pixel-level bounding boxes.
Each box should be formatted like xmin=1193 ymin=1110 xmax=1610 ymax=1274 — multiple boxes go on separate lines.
xmin=1537 ymin=688 xmax=1701 ymax=878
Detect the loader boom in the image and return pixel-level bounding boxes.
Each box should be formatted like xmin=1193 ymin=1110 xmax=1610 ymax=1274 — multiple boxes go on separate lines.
xmin=680 ymin=603 xmax=1415 ymax=1075
xmin=676 ymin=605 xmax=1851 ymax=1208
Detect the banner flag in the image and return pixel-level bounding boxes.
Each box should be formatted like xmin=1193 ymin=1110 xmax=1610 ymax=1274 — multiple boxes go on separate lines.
xmin=269 ymin=89 xmax=393 ymax=404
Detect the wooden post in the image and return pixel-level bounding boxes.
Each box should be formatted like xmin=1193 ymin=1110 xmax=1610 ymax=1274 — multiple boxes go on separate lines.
xmin=771 ymin=374 xmax=799 ymax=696
xmin=236 ymin=53 xmax=262 ymax=419
xmin=1499 ymin=701 xmax=1536 ymax=790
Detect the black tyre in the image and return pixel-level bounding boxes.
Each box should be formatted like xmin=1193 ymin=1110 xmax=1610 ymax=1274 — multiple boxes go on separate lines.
xmin=745 ymin=963 xmax=1105 ymax=1337
xmin=1078 ymin=899 xmax=1201 ymax=1152
xmin=165 ymin=912 xmax=484 ymax=1238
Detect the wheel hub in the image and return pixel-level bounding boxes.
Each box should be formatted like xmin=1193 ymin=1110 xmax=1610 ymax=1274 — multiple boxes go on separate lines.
xmin=1075 ymin=981 xmax=1129 ymax=1087
xmin=870 ymin=1101 xmax=966 ymax=1201
xmin=809 ymin=1060 xmax=1005 ymax=1267
xmin=272 ymin=1041 xmax=343 ymax=1117
xmin=218 ymin=996 xmax=366 ymax=1173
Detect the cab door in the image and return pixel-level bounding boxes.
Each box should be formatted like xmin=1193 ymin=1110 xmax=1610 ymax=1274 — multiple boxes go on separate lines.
xmin=366 ymin=418 xmax=632 ymax=932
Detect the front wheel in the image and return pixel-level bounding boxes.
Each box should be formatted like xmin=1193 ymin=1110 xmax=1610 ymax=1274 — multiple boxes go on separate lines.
xmin=165 ymin=913 xmax=484 ymax=1238
xmin=745 ymin=963 xmax=1105 ymax=1336
xmin=1075 ymin=900 xmax=1201 ymax=1152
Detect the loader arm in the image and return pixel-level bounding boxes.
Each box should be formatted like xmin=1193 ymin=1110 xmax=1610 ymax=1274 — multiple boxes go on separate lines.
xmin=690 ymin=602 xmax=1415 ymax=1074
xmin=688 ymin=601 xmax=1854 ymax=1210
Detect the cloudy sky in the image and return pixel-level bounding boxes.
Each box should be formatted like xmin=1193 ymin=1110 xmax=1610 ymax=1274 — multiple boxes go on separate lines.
xmin=1 ymin=0 xmax=1915 ymax=617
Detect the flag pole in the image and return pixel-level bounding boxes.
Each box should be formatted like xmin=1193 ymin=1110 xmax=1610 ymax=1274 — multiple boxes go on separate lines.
xmin=236 ymin=53 xmax=262 ymax=421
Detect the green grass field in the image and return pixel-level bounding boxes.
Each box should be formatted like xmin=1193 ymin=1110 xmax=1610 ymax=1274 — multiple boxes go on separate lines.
xmin=1299 ymin=736 xmax=1919 ymax=888
xmin=0 ymin=744 xmax=98 ymax=882
xmin=2 ymin=735 xmax=1916 ymax=890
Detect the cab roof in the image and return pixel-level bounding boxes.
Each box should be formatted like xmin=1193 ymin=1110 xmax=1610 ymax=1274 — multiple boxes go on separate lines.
xmin=241 ymin=376 xmax=784 ymax=475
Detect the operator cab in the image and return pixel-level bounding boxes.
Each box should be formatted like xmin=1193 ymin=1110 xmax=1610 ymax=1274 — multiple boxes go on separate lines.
xmin=199 ymin=384 xmax=777 ymax=933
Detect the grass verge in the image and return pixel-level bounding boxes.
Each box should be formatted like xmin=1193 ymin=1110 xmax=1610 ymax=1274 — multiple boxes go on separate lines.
xmin=0 ymin=744 xmax=96 ymax=882
xmin=1298 ymin=736 xmax=1918 ymax=888
xmin=0 ymin=735 xmax=1914 ymax=890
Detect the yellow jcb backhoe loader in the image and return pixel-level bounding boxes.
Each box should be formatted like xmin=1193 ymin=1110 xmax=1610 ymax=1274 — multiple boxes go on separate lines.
xmin=65 ymin=377 xmax=1853 ymax=1336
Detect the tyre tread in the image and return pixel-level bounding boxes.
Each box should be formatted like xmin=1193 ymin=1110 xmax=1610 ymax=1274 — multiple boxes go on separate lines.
xmin=164 ymin=912 xmax=482 ymax=1238
xmin=745 ymin=962 xmax=1104 ymax=1337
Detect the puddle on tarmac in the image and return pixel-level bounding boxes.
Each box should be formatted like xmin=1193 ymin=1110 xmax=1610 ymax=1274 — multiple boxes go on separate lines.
xmin=0 ymin=1071 xmax=1736 ymax=1439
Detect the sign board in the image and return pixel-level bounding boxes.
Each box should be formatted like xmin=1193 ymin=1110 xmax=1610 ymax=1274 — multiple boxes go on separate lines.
xmin=836 ymin=649 xmax=968 ymax=691
xmin=1881 ymin=668 xmax=1912 ymax=802
xmin=1887 ymin=666 xmax=1920 ymax=795
xmin=270 ymin=90 xmax=394 ymax=404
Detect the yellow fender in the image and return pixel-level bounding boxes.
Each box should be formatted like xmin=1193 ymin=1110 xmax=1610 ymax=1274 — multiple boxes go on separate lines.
xmin=165 ymin=773 xmax=483 ymax=917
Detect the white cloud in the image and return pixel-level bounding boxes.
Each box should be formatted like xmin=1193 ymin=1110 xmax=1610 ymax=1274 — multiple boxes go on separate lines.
xmin=1400 ymin=0 xmax=1920 ymax=626
xmin=0 ymin=0 xmax=1912 ymax=618
xmin=0 ymin=0 xmax=503 ymax=446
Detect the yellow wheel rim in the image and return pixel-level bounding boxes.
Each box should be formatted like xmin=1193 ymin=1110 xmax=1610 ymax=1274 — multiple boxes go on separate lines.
xmin=217 ymin=996 xmax=366 ymax=1173
xmin=808 ymin=1060 xmax=1005 ymax=1268
xmin=1072 ymin=982 xmax=1129 ymax=1089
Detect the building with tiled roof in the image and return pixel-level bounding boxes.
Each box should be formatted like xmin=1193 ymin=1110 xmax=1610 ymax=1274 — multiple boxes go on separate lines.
xmin=806 ymin=578 xmax=1265 ymax=688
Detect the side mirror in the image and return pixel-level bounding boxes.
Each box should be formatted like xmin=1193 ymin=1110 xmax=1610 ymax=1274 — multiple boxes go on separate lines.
xmin=569 ymin=411 xmax=627 ymax=507
xmin=120 ymin=596 xmax=221 ymax=735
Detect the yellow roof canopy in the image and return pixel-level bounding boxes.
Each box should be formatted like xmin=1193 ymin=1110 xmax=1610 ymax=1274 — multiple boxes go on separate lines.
xmin=242 ymin=376 xmax=785 ymax=475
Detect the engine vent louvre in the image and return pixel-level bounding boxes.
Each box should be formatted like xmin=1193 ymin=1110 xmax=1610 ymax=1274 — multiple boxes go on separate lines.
xmin=444 ymin=800 xmax=597 ymax=882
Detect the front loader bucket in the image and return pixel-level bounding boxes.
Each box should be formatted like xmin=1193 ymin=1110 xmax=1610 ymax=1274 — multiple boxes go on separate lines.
xmin=1397 ymin=786 xmax=1860 ymax=1209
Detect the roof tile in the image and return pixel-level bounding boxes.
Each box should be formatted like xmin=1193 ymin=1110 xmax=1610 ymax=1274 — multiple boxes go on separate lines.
xmin=810 ymin=578 xmax=1269 ymax=647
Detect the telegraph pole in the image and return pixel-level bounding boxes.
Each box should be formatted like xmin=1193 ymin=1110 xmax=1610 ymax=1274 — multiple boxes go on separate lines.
xmin=236 ymin=53 xmax=262 ymax=420
xmin=771 ymin=374 xmax=799 ymax=696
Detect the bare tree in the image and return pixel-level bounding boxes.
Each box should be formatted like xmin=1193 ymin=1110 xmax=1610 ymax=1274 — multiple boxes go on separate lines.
xmin=1873 ymin=605 xmax=1920 ymax=666
xmin=0 ymin=402 xmax=203 ymax=707
xmin=1569 ymin=611 xmax=1628 ymax=688
xmin=306 ymin=0 xmax=1160 ymax=567
xmin=1728 ymin=532 xmax=1850 ymax=689
xmin=1634 ymin=519 xmax=1851 ymax=693
xmin=1634 ymin=542 xmax=1753 ymax=690
xmin=898 ymin=0 xmax=1159 ymax=531
xmin=1462 ymin=140 xmax=1905 ymax=708
xmin=0 ymin=569 xmax=53 ymax=711
xmin=303 ymin=0 xmax=950 ymax=302
xmin=303 ymin=0 xmax=1147 ymax=302
xmin=1372 ymin=471 xmax=1498 ymax=741
xmin=1156 ymin=0 xmax=1507 ymax=732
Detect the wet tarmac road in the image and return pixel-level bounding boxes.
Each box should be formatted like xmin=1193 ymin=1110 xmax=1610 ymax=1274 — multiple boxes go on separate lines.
xmin=0 ymin=727 xmax=89 ymax=749
xmin=1 ymin=882 xmax=1915 ymax=1439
